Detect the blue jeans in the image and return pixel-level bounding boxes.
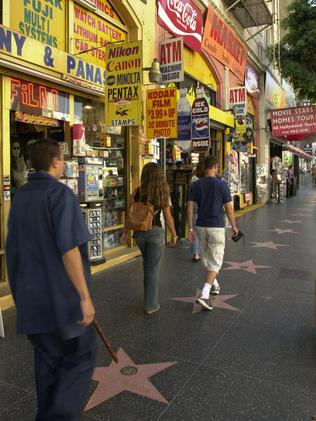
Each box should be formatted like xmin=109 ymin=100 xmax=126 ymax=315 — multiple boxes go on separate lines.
xmin=191 ymin=213 xmax=200 ymax=256
xmin=133 ymin=227 xmax=165 ymax=311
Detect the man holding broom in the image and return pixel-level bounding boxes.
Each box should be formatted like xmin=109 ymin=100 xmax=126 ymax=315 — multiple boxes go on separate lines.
xmin=6 ymin=139 xmax=97 ymax=421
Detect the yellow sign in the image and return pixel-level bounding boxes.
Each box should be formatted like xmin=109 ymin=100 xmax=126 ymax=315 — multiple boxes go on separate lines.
xmin=105 ymin=41 xmax=142 ymax=127
xmin=10 ymin=0 xmax=66 ymax=50
xmin=146 ymin=88 xmax=177 ymax=139
xmin=0 ymin=24 xmax=105 ymax=91
xmin=73 ymin=3 xmax=126 ymax=67
xmin=76 ymin=0 xmax=123 ymax=23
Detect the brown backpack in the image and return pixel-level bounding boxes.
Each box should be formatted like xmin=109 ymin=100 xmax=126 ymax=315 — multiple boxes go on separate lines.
xmin=127 ymin=201 xmax=157 ymax=232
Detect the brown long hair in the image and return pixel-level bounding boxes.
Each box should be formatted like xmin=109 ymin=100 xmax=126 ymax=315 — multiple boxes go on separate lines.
xmin=140 ymin=163 xmax=170 ymax=209
xmin=194 ymin=159 xmax=205 ymax=178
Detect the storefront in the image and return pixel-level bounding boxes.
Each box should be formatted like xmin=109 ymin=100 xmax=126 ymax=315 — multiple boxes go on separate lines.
xmin=0 ymin=0 xmax=153 ymax=290
xmin=157 ymin=0 xmax=235 ymax=238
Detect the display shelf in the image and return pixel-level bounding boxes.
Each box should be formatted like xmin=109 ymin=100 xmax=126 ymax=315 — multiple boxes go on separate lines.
xmin=0 ymin=249 xmax=5 ymax=255
xmin=103 ymin=244 xmax=126 ymax=257
xmin=103 ymin=224 xmax=124 ymax=233
xmin=91 ymin=146 xmax=125 ymax=150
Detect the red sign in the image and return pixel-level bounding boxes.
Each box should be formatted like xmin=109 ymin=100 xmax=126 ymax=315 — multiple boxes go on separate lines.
xmin=157 ymin=0 xmax=203 ymax=52
xmin=271 ymin=106 xmax=316 ymax=138
xmin=202 ymin=7 xmax=248 ymax=80
xmin=10 ymin=78 xmax=70 ymax=121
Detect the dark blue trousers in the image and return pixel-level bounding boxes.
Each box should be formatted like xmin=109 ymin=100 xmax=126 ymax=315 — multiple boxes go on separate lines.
xmin=28 ymin=326 xmax=97 ymax=421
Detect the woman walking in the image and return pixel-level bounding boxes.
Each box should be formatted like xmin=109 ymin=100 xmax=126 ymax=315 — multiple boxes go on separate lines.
xmin=191 ymin=160 xmax=205 ymax=262
xmin=121 ymin=163 xmax=177 ymax=315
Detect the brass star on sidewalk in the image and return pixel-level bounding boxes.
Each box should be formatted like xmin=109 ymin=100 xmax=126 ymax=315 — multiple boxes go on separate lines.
xmin=171 ymin=289 xmax=240 ymax=314
xmin=250 ymin=241 xmax=288 ymax=250
xmin=268 ymin=228 xmax=298 ymax=234
xmin=85 ymin=348 xmax=176 ymax=410
xmin=224 ymin=260 xmax=271 ymax=274
xmin=281 ymin=219 xmax=302 ymax=224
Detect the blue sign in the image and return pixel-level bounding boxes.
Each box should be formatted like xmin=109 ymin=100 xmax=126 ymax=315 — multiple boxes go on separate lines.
xmin=178 ymin=114 xmax=191 ymax=140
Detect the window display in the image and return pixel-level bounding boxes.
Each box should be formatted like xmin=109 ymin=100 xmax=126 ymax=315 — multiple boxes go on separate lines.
xmin=74 ymin=96 xmax=106 ymax=147
xmin=10 ymin=110 xmax=66 ymax=195
xmin=102 ymin=130 xmax=127 ymax=251
xmin=74 ymin=95 xmax=127 ymax=254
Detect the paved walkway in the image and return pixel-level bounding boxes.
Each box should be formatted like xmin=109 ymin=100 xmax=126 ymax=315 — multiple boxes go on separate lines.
xmin=1 ymin=185 xmax=316 ymax=421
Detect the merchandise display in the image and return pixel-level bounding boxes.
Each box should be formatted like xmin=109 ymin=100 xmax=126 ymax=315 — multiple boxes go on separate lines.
xmin=223 ymin=150 xmax=239 ymax=195
xmin=256 ymin=164 xmax=268 ymax=203
xmin=82 ymin=207 xmax=104 ymax=262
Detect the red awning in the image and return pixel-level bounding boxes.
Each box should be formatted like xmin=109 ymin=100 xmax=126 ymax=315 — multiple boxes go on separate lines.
xmin=285 ymin=134 xmax=310 ymax=142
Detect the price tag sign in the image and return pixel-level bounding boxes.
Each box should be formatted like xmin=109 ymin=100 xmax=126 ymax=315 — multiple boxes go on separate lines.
xmin=146 ymin=88 xmax=177 ymax=139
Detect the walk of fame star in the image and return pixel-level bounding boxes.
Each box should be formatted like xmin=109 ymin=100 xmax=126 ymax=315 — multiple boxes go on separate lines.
xmin=250 ymin=241 xmax=288 ymax=250
xmin=170 ymin=289 xmax=240 ymax=314
xmin=281 ymin=219 xmax=302 ymax=224
xmin=85 ymin=348 xmax=176 ymax=410
xmin=224 ymin=260 xmax=271 ymax=274
xmin=268 ymin=228 xmax=298 ymax=234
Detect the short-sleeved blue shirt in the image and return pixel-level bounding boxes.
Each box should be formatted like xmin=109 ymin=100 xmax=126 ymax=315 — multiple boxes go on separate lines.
xmin=188 ymin=176 xmax=232 ymax=228
xmin=6 ymin=172 xmax=92 ymax=339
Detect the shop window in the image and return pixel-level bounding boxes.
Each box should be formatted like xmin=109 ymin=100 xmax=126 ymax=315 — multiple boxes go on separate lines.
xmin=74 ymin=95 xmax=128 ymax=253
xmin=10 ymin=111 xmax=66 ymax=195
xmin=178 ymin=74 xmax=216 ymax=106
xmin=74 ymin=96 xmax=106 ymax=147
xmin=240 ymin=153 xmax=255 ymax=193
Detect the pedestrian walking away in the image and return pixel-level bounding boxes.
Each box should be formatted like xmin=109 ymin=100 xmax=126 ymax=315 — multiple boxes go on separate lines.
xmin=187 ymin=156 xmax=239 ymax=311
xmin=121 ymin=162 xmax=177 ymax=315
xmin=6 ymin=139 xmax=97 ymax=421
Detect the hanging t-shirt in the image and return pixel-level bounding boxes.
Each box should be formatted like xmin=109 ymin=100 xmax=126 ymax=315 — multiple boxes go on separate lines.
xmin=188 ymin=176 xmax=232 ymax=228
xmin=6 ymin=172 xmax=91 ymax=339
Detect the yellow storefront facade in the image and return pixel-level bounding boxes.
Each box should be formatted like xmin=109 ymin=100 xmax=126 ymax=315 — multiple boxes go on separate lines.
xmin=0 ymin=0 xmax=156 ymax=305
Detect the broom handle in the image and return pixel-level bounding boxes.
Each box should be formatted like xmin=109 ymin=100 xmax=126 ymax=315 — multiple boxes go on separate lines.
xmin=93 ymin=319 xmax=118 ymax=363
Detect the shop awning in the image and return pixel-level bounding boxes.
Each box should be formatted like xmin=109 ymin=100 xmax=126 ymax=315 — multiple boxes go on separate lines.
xmin=209 ymin=106 xmax=235 ymax=128
xmin=224 ymin=0 xmax=273 ymax=28
xmin=286 ymin=145 xmax=313 ymax=160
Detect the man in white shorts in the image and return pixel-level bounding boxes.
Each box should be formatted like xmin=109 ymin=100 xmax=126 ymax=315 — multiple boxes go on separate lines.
xmin=188 ymin=156 xmax=238 ymax=310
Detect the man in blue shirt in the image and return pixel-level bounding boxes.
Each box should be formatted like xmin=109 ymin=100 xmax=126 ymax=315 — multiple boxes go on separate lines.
xmin=188 ymin=156 xmax=238 ymax=311
xmin=6 ymin=139 xmax=97 ymax=420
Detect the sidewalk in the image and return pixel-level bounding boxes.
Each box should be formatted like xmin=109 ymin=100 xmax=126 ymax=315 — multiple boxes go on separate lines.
xmin=1 ymin=186 xmax=316 ymax=421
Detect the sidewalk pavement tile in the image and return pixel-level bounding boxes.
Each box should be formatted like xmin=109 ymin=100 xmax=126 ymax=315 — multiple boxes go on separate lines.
xmin=204 ymin=323 xmax=316 ymax=393
xmin=158 ymin=366 xmax=316 ymax=421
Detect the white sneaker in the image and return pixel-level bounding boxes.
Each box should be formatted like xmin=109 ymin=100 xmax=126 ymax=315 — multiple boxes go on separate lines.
xmin=196 ymin=297 xmax=213 ymax=311
xmin=211 ymin=284 xmax=221 ymax=295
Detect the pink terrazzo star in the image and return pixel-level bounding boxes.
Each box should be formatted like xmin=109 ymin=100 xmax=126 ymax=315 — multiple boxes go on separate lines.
xmin=250 ymin=241 xmax=288 ymax=250
xmin=268 ymin=228 xmax=298 ymax=234
xmin=280 ymin=219 xmax=302 ymax=224
xmin=224 ymin=260 xmax=271 ymax=274
xmin=171 ymin=289 xmax=240 ymax=314
xmin=85 ymin=348 xmax=176 ymax=410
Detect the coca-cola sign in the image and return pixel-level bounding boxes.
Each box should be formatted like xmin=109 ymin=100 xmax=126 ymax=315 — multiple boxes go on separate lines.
xmin=158 ymin=0 xmax=203 ymax=52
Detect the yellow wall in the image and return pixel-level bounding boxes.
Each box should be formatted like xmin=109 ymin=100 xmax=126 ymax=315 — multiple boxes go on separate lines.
xmin=184 ymin=47 xmax=217 ymax=91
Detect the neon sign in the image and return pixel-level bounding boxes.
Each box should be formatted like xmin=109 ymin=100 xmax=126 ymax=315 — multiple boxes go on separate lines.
xmin=10 ymin=78 xmax=70 ymax=120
